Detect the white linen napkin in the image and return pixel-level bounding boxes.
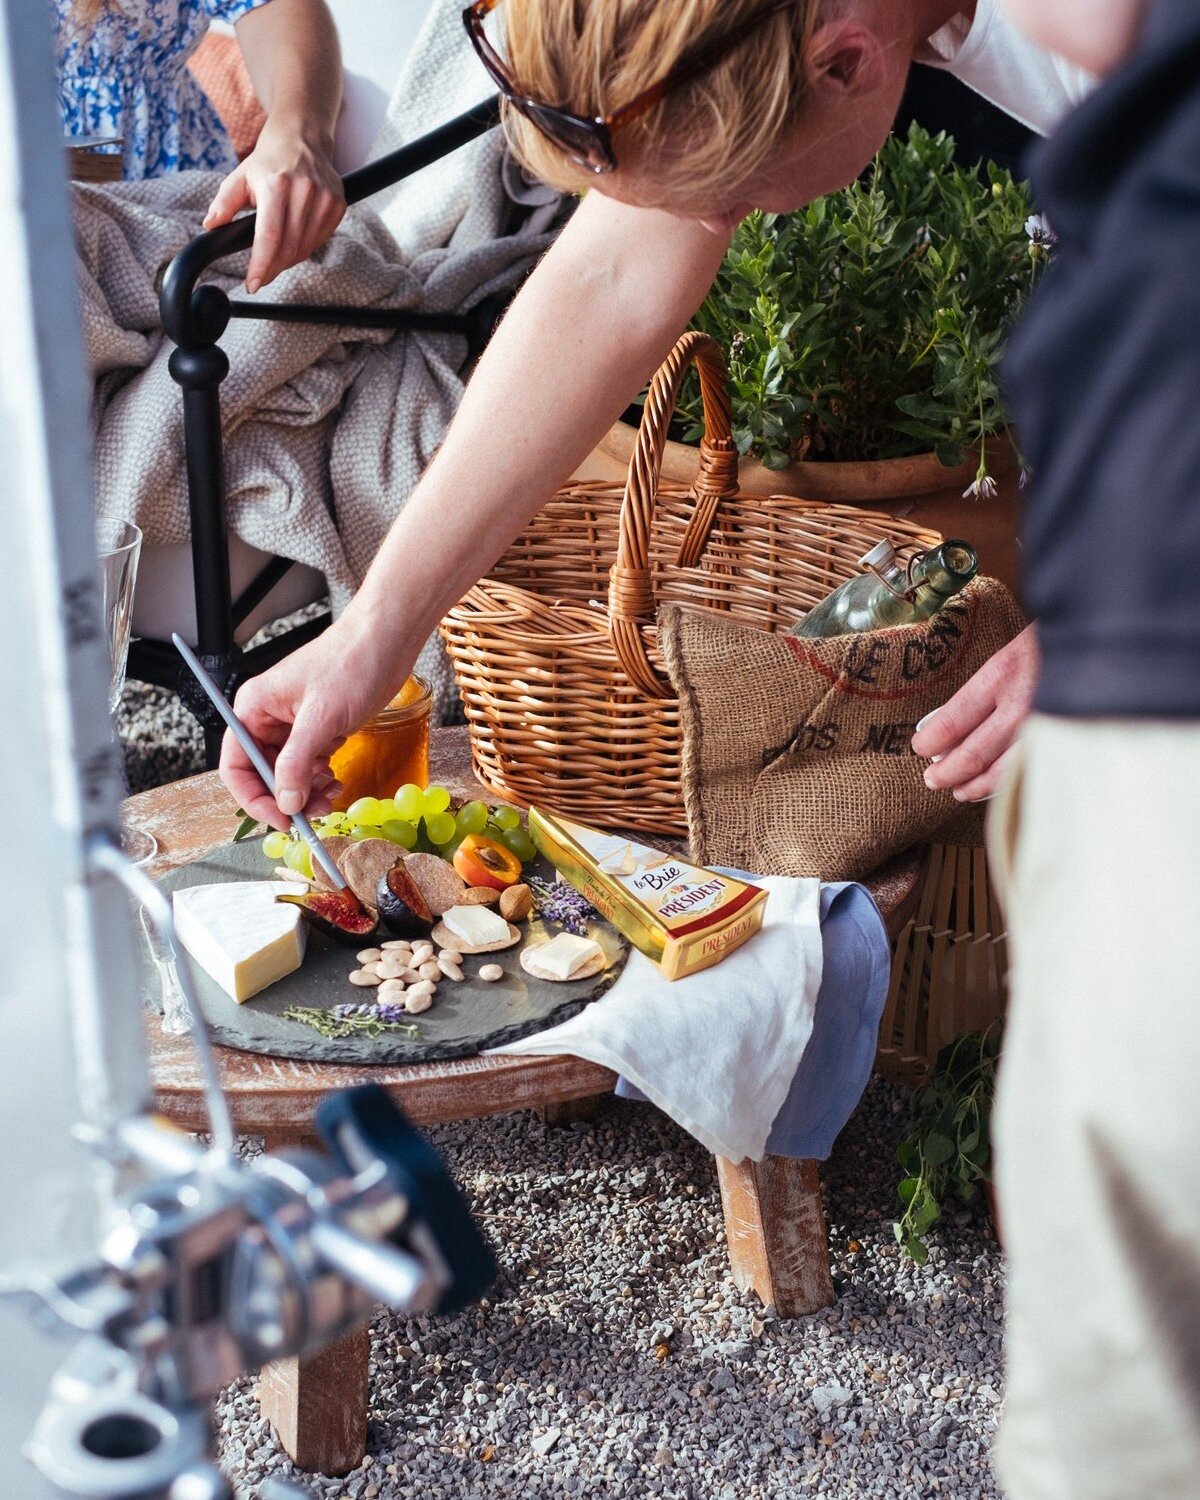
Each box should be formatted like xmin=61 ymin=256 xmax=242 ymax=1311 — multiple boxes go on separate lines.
xmin=490 ymin=877 xmax=823 ymax=1164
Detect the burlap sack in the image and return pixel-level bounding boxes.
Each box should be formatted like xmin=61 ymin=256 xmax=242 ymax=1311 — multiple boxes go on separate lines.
xmin=658 ymin=578 xmax=1027 ymax=880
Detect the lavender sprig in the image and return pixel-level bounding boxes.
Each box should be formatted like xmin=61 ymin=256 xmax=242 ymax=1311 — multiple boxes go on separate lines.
xmin=282 ymin=1004 xmax=421 ymax=1040
xmin=528 ymin=876 xmax=599 ymax=937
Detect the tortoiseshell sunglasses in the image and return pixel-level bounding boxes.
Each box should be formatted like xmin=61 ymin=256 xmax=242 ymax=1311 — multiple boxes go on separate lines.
xmin=463 ymin=0 xmax=804 ymax=175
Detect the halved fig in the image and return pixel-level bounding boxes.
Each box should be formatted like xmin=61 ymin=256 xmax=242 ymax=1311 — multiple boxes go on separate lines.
xmin=276 ymin=888 xmax=379 ymax=945
xmin=377 ymin=865 xmax=434 ymax=939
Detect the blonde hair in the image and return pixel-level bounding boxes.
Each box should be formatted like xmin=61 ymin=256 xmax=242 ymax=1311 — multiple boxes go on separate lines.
xmin=502 ymin=0 xmax=822 ymax=211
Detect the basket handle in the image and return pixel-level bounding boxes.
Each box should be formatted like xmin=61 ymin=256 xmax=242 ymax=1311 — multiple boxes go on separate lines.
xmin=608 ymin=331 xmax=739 ymax=698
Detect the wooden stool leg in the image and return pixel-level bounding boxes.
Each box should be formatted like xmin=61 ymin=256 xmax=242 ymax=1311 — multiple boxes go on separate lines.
xmin=258 ymin=1134 xmax=372 ymax=1474
xmin=715 ymin=1155 xmax=835 ymax=1318
xmin=537 ymin=1093 xmax=604 ymax=1127
xmin=259 ymin=1324 xmax=371 ymax=1475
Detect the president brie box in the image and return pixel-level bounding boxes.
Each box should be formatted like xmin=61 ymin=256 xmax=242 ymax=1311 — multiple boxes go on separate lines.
xmin=529 ymin=808 xmax=767 ymax=981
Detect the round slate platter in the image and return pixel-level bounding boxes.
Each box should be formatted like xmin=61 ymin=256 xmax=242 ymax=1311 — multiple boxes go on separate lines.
xmin=144 ymin=841 xmax=629 ymax=1065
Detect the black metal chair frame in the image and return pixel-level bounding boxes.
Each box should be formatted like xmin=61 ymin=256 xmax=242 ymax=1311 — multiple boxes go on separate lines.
xmin=132 ymin=96 xmax=502 ymax=766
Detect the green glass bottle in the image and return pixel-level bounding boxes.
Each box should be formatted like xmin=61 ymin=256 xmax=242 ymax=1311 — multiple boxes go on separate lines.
xmin=791 ymin=539 xmax=978 ymax=639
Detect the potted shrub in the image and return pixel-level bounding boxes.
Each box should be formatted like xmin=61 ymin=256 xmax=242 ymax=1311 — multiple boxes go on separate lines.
xmin=594 ymin=126 xmax=1050 ymax=587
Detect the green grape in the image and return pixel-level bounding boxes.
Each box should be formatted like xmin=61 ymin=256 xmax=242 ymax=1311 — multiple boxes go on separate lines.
xmin=282 ymin=838 xmax=306 ymax=871
xmin=394 ymin=783 xmax=425 ymax=822
xmin=422 ymin=785 xmax=452 ymax=816
xmin=381 ymin=819 xmax=418 ymax=849
xmin=262 ymin=830 xmax=288 ymax=861
xmin=425 ymin=810 xmax=457 ymax=846
xmin=492 ymin=805 xmax=521 ymax=831
xmin=455 ymin=800 xmax=489 ymax=837
xmin=484 ymin=822 xmax=506 ymax=843
xmin=346 ymin=796 xmax=383 ymax=826
xmin=283 ymin=839 xmax=313 ymax=879
xmin=499 ymin=826 xmax=537 ymax=863
xmin=349 ymin=824 xmax=375 ymax=841
xmin=439 ymin=834 xmax=465 ymax=862
xmin=375 ymin=797 xmax=401 ymax=824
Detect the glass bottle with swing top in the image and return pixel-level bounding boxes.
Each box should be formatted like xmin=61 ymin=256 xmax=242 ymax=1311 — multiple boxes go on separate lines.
xmin=790 ymin=539 xmax=979 ymax=638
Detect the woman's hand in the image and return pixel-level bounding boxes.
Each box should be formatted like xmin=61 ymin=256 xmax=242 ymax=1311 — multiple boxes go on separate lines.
xmin=204 ymin=117 xmax=345 ymax=293
xmin=220 ymin=613 xmax=406 ymax=829
xmin=911 ymin=623 xmax=1040 ymax=802
xmin=204 ymin=0 xmax=345 ymax=291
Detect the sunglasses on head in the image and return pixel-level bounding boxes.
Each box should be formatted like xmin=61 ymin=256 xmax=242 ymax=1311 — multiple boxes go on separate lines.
xmin=463 ymin=0 xmax=804 ymax=175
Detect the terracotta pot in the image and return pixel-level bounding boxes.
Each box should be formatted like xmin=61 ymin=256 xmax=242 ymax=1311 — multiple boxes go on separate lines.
xmin=582 ymin=421 xmax=1024 ymax=593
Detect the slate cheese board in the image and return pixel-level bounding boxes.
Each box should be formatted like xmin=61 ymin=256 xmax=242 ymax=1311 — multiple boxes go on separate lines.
xmin=143 ymin=840 xmax=629 ymax=1065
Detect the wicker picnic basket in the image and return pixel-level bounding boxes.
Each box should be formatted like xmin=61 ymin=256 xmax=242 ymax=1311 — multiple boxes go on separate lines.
xmin=440 ymin=332 xmax=944 ymax=835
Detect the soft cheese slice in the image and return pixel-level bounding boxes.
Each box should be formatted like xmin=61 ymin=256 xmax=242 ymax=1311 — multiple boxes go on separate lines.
xmin=526 ymin=932 xmax=604 ymax=981
xmin=442 ymin=903 xmax=513 ymax=948
xmin=174 ymin=881 xmax=307 ymax=1003
xmin=599 ymin=843 xmax=637 ymax=876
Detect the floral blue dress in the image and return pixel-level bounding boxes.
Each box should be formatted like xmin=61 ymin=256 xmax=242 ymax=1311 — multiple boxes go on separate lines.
xmin=55 ymin=0 xmax=272 ymax=180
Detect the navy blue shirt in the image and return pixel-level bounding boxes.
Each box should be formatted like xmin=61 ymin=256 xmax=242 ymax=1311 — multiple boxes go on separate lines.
xmin=1004 ymin=3 xmax=1200 ymax=716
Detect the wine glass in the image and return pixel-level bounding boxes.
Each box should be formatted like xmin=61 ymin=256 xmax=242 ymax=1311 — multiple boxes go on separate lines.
xmin=96 ymin=517 xmax=157 ymax=865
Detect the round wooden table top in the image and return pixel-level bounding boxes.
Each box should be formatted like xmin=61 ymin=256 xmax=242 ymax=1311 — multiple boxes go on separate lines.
xmin=129 ymin=727 xmax=922 ymax=1139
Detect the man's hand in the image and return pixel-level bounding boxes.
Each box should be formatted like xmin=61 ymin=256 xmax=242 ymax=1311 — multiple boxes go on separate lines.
xmin=204 ymin=117 xmax=345 ymax=293
xmin=911 ymin=623 xmax=1040 ymax=802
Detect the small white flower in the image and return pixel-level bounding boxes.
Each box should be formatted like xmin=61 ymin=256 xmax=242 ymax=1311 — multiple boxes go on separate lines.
xmin=1019 ymin=466 xmax=1033 ymax=490
xmin=1025 ymin=213 xmax=1057 ymax=249
xmin=963 ymin=474 xmax=998 ymax=501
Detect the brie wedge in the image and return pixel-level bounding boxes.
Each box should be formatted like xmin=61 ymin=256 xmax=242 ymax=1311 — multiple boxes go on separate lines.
xmin=442 ymin=903 xmax=513 ymax=948
xmin=599 ymin=843 xmax=638 ymax=876
xmin=174 ymin=881 xmax=307 ymax=1003
xmin=523 ymin=932 xmax=604 ymax=982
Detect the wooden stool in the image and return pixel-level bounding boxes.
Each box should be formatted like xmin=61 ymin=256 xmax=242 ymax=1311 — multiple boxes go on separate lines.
xmin=129 ymin=728 xmax=920 ymax=1473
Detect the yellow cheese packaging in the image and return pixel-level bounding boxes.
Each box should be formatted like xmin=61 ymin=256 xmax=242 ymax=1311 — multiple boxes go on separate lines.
xmin=528 ymin=808 xmax=767 ymax=981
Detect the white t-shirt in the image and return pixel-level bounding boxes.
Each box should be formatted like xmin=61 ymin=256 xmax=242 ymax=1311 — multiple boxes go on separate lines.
xmin=922 ymin=0 xmax=1096 ymax=136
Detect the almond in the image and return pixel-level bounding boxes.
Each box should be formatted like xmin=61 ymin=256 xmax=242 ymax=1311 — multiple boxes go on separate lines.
xmin=458 ymin=885 xmax=501 ymax=907
xmin=499 ymin=883 xmax=533 ymax=921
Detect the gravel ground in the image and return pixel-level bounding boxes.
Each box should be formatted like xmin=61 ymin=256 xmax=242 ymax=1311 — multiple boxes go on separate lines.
xmin=120 ymin=680 xmax=1006 ymax=1499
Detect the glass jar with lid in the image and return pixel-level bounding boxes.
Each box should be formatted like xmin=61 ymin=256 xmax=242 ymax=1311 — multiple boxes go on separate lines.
xmin=329 ymin=675 xmax=431 ymax=811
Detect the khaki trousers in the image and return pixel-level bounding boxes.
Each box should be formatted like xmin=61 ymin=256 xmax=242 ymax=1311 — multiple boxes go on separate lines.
xmin=989 ymin=714 xmax=1200 ymax=1500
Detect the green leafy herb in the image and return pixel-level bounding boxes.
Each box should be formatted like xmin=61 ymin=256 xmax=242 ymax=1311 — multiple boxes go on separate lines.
xmin=281 ymin=1006 xmax=421 ymax=1040
xmin=232 ymin=807 xmax=261 ymax=842
xmin=894 ymin=1028 xmax=1000 ymax=1264
xmin=675 ymin=125 xmax=1046 ymax=490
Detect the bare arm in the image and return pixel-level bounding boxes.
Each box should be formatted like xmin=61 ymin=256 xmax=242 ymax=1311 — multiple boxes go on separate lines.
xmin=222 ymin=193 xmax=733 ymax=824
xmin=204 ymin=0 xmax=346 ymax=291
xmin=998 ymin=0 xmax=1146 ymax=73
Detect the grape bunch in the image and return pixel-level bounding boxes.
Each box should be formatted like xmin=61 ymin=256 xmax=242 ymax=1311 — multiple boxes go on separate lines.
xmin=260 ymin=783 xmax=537 ymax=879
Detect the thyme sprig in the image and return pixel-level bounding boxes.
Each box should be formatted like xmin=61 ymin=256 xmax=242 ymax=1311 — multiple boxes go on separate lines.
xmin=282 ymin=1005 xmax=421 ymax=1040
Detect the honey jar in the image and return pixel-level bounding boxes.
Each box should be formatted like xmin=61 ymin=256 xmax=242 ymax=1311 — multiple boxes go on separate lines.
xmin=329 ymin=675 xmax=431 ymax=810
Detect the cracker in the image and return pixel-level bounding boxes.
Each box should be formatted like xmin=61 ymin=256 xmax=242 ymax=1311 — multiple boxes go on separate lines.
xmin=403 ymin=853 xmax=468 ymax=916
xmin=313 ymin=835 xmax=354 ymax=890
xmin=430 ymin=919 xmax=521 ymax=955
xmin=340 ymin=839 xmax=402 ymax=909
xmin=520 ymin=942 xmax=608 ymax=983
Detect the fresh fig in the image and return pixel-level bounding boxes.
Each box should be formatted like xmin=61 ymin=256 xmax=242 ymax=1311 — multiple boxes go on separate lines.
xmin=276 ymin=888 xmax=379 ymax=945
xmin=377 ymin=865 xmax=434 ymax=939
